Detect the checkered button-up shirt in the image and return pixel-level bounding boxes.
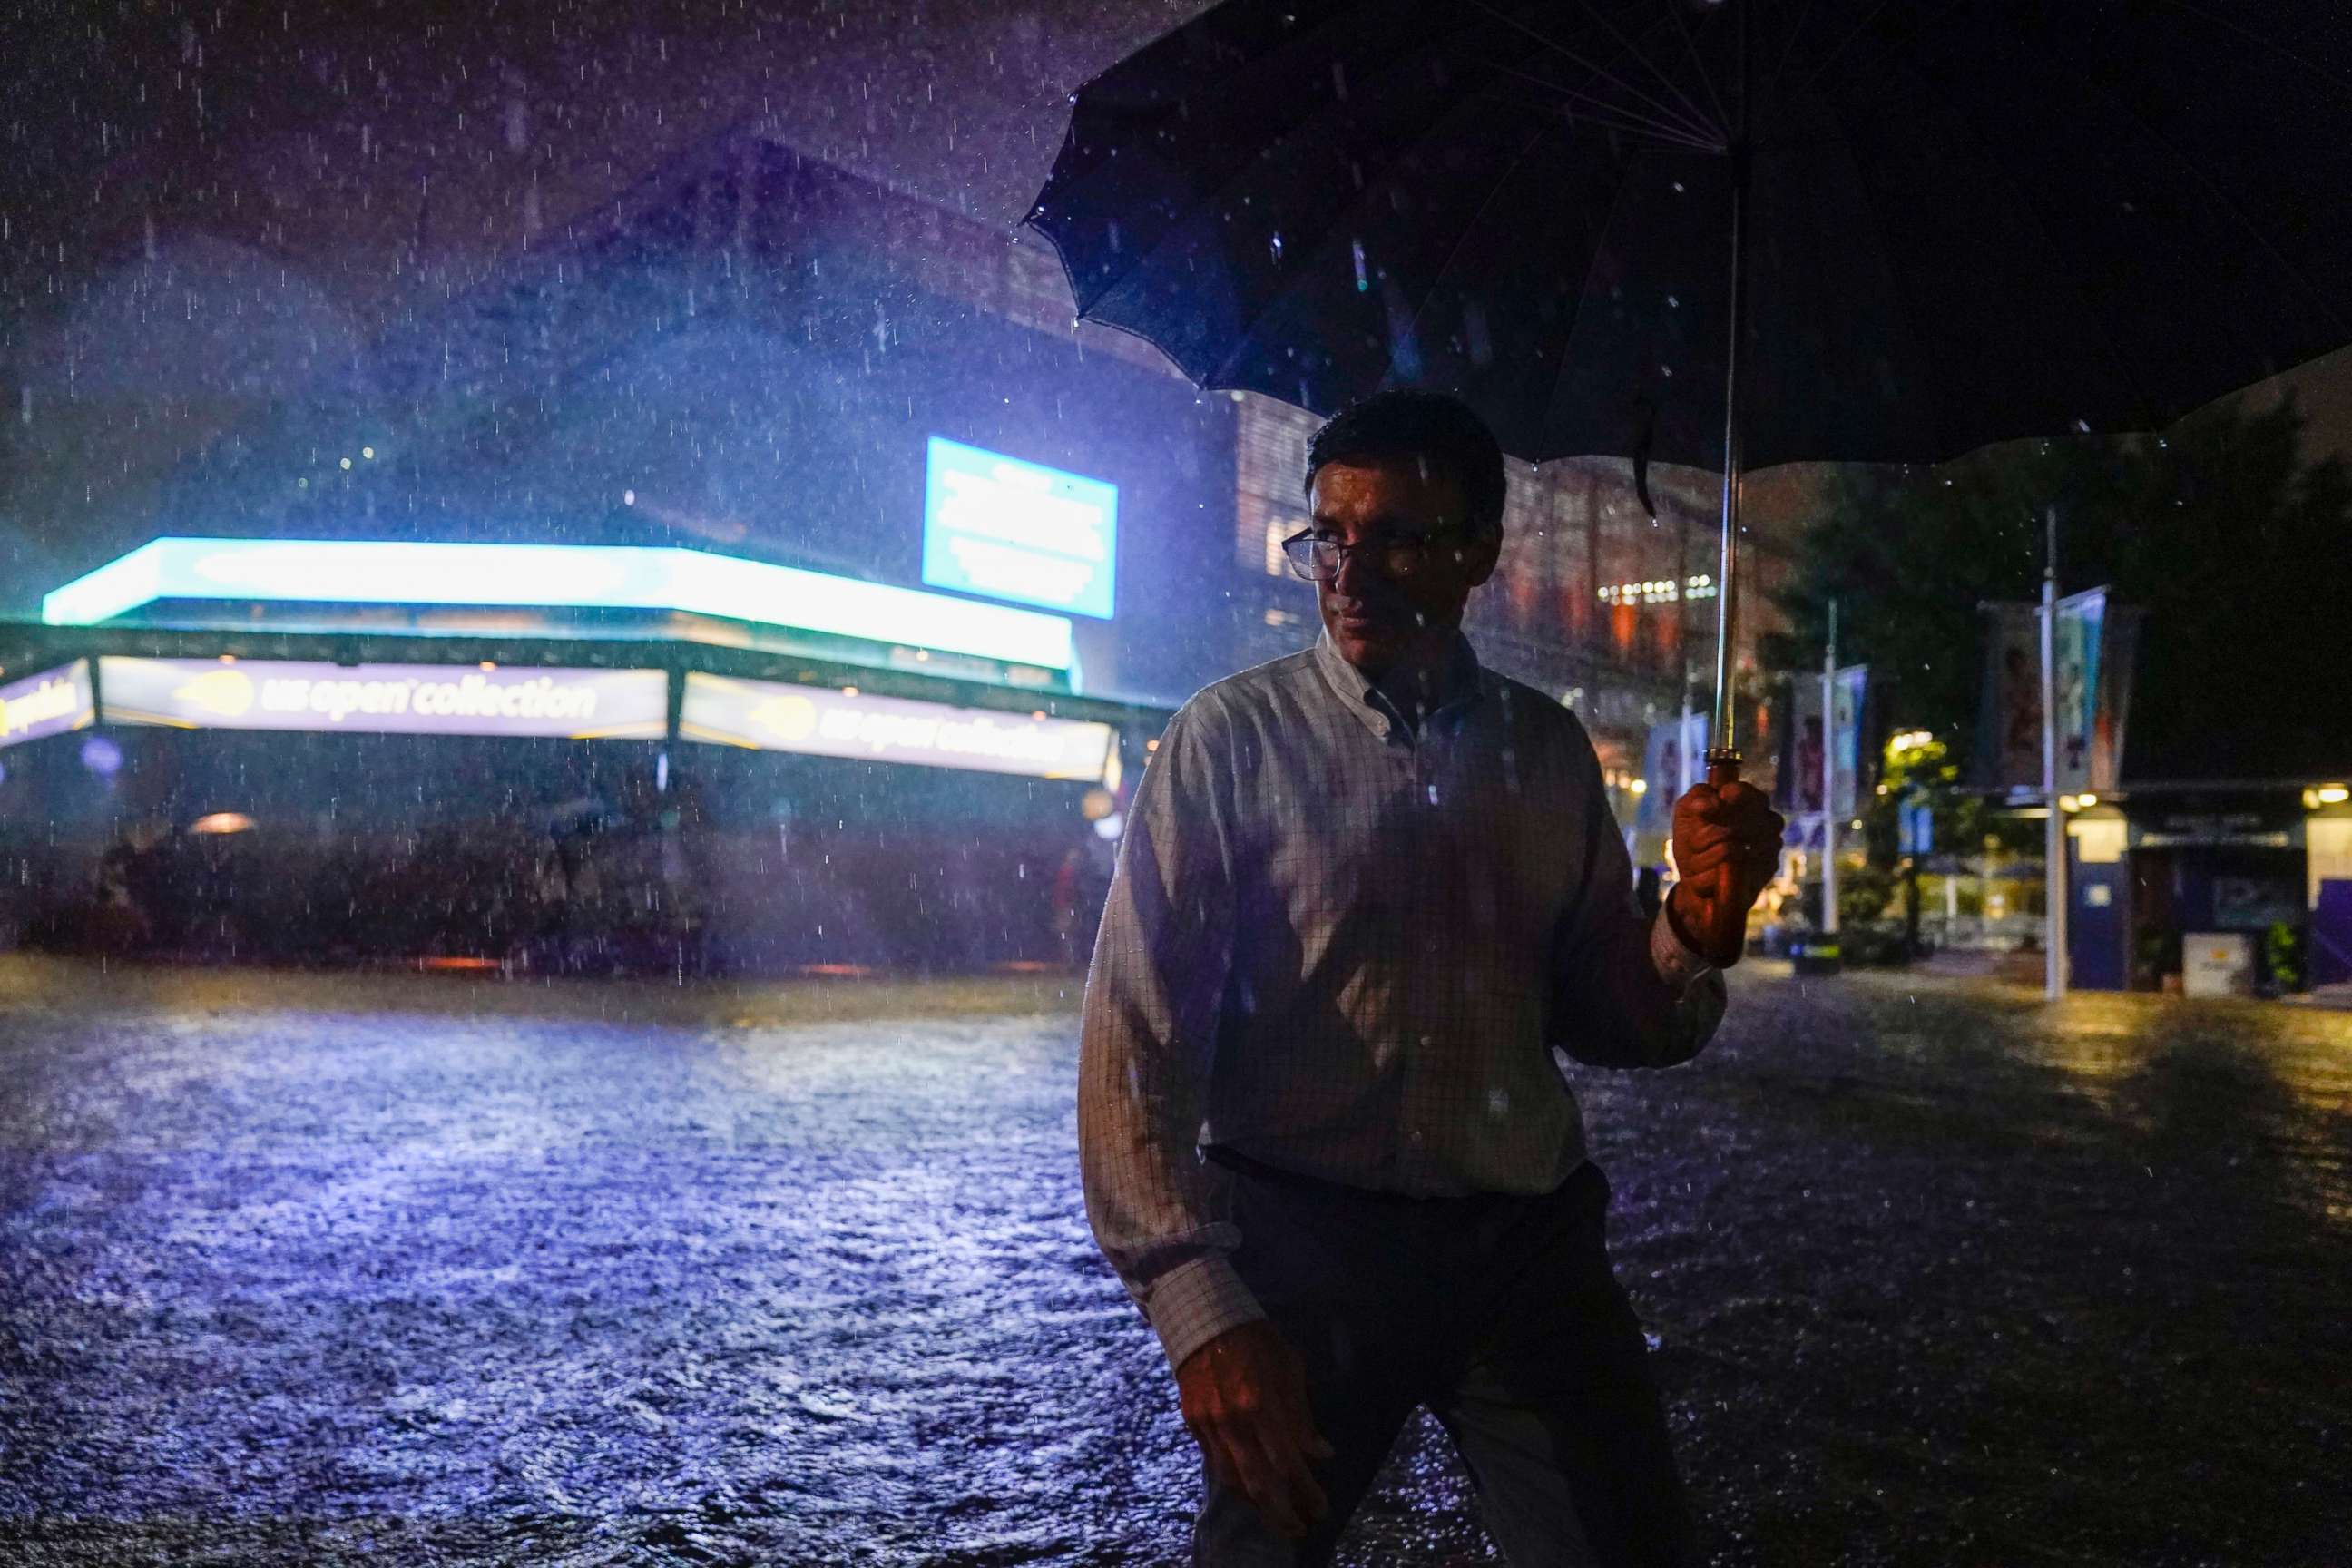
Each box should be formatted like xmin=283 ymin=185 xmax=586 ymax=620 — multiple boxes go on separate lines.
xmin=1078 ymin=631 xmax=1726 ymax=1373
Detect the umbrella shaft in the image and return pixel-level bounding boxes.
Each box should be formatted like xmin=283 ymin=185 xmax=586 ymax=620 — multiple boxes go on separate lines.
xmin=1710 ymin=144 xmax=1748 ymax=769
xmin=1709 ymin=2 xmax=1752 ymax=774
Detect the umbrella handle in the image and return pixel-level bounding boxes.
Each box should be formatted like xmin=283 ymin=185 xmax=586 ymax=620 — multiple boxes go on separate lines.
xmin=1705 ymin=750 xmax=1743 ymax=789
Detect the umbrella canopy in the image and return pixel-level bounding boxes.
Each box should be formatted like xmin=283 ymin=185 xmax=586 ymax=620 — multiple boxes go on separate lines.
xmin=1026 ymin=0 xmax=2352 ymax=473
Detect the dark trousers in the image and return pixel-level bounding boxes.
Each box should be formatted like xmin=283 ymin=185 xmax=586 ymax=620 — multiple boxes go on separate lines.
xmin=1193 ymin=1155 xmax=1695 ymax=1568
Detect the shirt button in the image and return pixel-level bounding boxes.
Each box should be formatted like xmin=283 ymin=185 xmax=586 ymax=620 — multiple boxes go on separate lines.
xmin=1409 ymin=1127 xmax=1425 ymax=1144
xmin=1418 ymin=1034 xmax=1436 ymax=1047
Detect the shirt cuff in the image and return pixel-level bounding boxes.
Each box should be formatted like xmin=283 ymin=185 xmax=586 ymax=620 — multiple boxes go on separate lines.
xmin=1141 ymin=1251 xmax=1268 ymax=1374
xmin=1650 ymin=900 xmax=1718 ymax=994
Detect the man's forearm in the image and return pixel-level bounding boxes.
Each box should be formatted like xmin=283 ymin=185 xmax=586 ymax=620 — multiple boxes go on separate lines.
xmin=1075 ymin=698 xmax=1263 ymax=1369
xmin=1076 ymin=1002 xmax=1265 ymax=1369
xmin=1553 ymin=906 xmax=1727 ymax=1068
xmin=1123 ymin=1240 xmax=1268 ymax=1375
xmin=1654 ymin=893 xmax=1719 ymax=996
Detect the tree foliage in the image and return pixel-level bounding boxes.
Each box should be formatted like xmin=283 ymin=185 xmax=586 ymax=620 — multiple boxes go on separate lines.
xmin=1761 ymin=398 xmax=2352 ymax=781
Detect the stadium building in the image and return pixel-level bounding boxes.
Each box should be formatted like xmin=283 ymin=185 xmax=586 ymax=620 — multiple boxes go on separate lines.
xmin=1 ymin=135 xmax=1786 ymax=970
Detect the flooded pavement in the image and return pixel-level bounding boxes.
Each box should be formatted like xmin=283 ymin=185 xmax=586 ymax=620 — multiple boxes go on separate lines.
xmin=1 ymin=955 xmax=2346 ymax=1566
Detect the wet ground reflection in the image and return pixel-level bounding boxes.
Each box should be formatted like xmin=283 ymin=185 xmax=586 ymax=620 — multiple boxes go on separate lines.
xmin=1 ymin=956 xmax=2345 ymax=1564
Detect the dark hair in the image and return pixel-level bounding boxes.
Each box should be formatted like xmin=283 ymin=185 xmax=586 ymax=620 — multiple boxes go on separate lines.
xmin=1303 ymin=390 xmax=1506 ymax=536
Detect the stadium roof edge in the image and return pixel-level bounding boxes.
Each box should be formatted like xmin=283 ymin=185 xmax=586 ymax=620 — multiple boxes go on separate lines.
xmin=40 ymin=537 xmax=1076 ymax=676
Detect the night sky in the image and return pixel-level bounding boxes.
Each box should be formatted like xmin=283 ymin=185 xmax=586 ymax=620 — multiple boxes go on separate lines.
xmin=0 ymin=2 xmax=1204 ymax=587
xmin=5 ymin=0 xmax=2350 ymax=575
xmin=4 ymin=2 xmax=1203 ymax=315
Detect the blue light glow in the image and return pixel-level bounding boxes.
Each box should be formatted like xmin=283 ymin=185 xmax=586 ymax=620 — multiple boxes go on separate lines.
xmin=922 ymin=437 xmax=1117 ymax=618
xmin=42 ymin=538 xmax=1077 ymax=672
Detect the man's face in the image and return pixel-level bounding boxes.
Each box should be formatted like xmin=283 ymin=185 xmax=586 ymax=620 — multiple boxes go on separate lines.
xmin=1306 ymin=456 xmax=1500 ymax=676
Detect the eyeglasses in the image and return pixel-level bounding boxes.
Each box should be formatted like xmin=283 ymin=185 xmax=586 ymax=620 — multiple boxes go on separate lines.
xmin=1279 ymin=527 xmax=1467 ymax=582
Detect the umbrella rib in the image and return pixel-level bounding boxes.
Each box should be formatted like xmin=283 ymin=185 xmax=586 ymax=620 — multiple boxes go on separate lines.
xmin=1651 ymin=0 xmax=1733 ymax=138
xmin=1467 ymin=0 xmax=1721 ymax=148
xmin=1534 ymin=151 xmax=1657 ymax=463
xmin=1392 ymin=124 xmax=1559 ymax=386
xmin=1484 ymin=64 xmax=1727 ymax=152
xmin=1482 ymin=60 xmax=1702 ymax=140
xmin=1875 ymin=54 xmax=2160 ymax=430
xmin=2160 ymin=0 xmax=2352 ymax=98
xmin=1565 ymin=0 xmax=1728 ymax=143
xmin=1194 ymin=85 xmax=1558 ymax=393
xmin=1185 ymin=70 xmax=1608 ymax=402
xmin=2050 ymin=53 xmax=2350 ymax=343
xmin=1769 ymin=0 xmax=1826 ymax=99
xmin=1784 ymin=0 xmax=1915 ymax=102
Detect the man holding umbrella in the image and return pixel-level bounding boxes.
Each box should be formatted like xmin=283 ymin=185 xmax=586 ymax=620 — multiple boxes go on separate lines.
xmin=1080 ymin=391 xmax=1782 ymax=1565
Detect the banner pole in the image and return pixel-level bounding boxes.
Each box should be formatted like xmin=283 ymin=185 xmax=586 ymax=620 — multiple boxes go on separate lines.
xmin=2043 ymin=505 xmax=2067 ymax=999
xmin=1823 ymin=599 xmax=1838 ymax=938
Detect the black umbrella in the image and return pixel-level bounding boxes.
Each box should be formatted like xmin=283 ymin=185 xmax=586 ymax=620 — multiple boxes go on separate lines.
xmin=1024 ymin=0 xmax=2352 ymax=776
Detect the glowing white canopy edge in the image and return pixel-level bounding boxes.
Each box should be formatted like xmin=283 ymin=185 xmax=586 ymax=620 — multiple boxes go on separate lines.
xmin=40 ymin=537 xmax=1077 ymax=673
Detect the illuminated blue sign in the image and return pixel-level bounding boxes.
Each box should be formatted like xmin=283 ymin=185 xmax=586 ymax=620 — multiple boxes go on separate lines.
xmin=41 ymin=538 xmax=1075 ymax=673
xmin=922 ymin=437 xmax=1117 ymax=619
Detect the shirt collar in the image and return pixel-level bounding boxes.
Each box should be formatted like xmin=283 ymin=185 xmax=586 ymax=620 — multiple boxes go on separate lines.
xmin=1310 ymin=627 xmax=1485 ymax=736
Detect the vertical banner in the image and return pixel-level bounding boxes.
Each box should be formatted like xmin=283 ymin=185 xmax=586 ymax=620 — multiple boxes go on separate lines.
xmin=2092 ymin=603 xmax=2142 ymax=796
xmin=1975 ymin=602 xmax=2044 ymax=794
xmin=1977 ymin=593 xmax=2140 ymax=797
xmin=1636 ymin=710 xmax=1708 ymax=837
xmin=1829 ymin=664 xmax=1871 ymax=819
xmin=1775 ymin=678 xmax=1826 ymax=819
xmin=2053 ymin=589 xmax=2105 ymax=792
xmin=1774 ymin=670 xmax=1866 ymax=849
